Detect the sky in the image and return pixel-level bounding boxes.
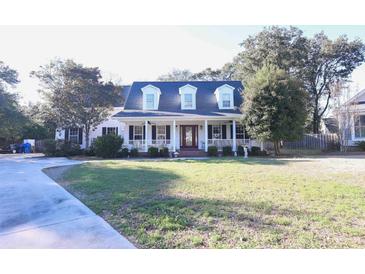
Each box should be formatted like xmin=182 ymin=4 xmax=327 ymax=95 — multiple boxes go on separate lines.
xmin=1 ymin=25 xmax=365 ymax=104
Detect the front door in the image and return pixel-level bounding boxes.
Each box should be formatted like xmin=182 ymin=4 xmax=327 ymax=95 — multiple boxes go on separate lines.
xmin=181 ymin=125 xmax=198 ymax=148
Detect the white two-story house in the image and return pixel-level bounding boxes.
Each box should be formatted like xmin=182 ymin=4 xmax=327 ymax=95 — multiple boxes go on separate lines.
xmin=112 ymin=81 xmax=253 ymax=155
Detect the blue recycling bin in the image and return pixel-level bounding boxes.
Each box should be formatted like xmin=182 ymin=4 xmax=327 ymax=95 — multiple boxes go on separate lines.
xmin=23 ymin=142 xmax=31 ymax=153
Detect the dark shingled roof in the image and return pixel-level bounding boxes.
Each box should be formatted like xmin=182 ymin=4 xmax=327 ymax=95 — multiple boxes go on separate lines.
xmin=114 ymin=85 xmax=131 ymax=107
xmin=113 ymin=81 xmax=244 ymax=118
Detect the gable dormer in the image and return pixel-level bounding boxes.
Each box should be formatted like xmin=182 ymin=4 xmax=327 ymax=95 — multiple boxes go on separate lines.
xmin=214 ymin=84 xmax=235 ymax=109
xmin=141 ymin=84 xmax=161 ymax=110
xmin=179 ymin=84 xmax=197 ymax=110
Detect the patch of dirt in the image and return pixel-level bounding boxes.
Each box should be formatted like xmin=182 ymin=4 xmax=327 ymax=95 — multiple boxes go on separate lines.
xmin=43 ymin=165 xmax=75 ymax=186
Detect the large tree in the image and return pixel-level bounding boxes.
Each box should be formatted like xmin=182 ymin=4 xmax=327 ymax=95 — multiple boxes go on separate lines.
xmin=235 ymin=26 xmax=365 ymax=133
xmin=242 ymin=64 xmax=308 ymax=155
xmin=235 ymin=26 xmax=307 ymax=82
xmin=0 ymin=61 xmax=25 ymax=146
xmin=301 ymin=33 xmax=365 ymax=133
xmin=32 ymin=59 xmax=122 ymax=148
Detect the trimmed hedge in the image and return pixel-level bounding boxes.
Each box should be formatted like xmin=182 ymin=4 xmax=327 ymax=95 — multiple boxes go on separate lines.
xmin=117 ymin=147 xmax=129 ymax=158
xmin=208 ymin=146 xmax=218 ymax=157
xmin=159 ymin=147 xmax=169 ymax=157
xmin=43 ymin=139 xmax=82 ymax=157
xmin=222 ymin=146 xmax=233 ymax=156
xmin=148 ymin=147 xmax=159 ymax=157
xmin=249 ymin=146 xmax=267 ymax=156
xmin=356 ymin=141 xmax=365 ymax=151
xmin=129 ymin=148 xmax=139 ymax=157
xmin=237 ymin=145 xmax=245 ymax=156
xmin=94 ymin=135 xmax=123 ymax=158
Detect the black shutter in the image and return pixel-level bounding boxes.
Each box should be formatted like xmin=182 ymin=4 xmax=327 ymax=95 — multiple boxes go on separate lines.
xmin=143 ymin=125 xmax=146 ymax=140
xmin=78 ymin=127 xmax=83 ymax=144
xmin=166 ymin=125 xmax=171 ymax=140
xmin=230 ymin=125 xmax=233 ymax=139
xmin=129 ymin=126 xmax=134 ymax=140
xmin=115 ymin=127 xmax=118 ymax=135
xmin=222 ymin=125 xmax=227 ymax=139
xmin=102 ymin=127 xmax=106 ymax=136
xmin=208 ymin=125 xmax=212 ymax=139
xmin=65 ymin=128 xmax=69 ymax=141
xmin=152 ymin=125 xmax=156 ymax=140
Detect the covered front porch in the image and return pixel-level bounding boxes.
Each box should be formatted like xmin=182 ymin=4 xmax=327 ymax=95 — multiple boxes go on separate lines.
xmin=118 ymin=117 xmax=257 ymax=153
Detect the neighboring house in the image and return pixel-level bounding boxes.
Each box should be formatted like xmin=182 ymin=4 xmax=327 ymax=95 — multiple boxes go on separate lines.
xmin=112 ymin=81 xmax=255 ymax=154
xmin=339 ymin=89 xmax=365 ymax=147
xmin=55 ymin=86 xmax=131 ymax=149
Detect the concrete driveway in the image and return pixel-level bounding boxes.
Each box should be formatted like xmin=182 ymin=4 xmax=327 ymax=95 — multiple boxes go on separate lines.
xmin=0 ymin=154 xmax=134 ymax=248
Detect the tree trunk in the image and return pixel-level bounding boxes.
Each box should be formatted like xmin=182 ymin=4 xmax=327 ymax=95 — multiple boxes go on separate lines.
xmin=85 ymin=127 xmax=90 ymax=149
xmin=312 ymin=98 xmax=319 ymax=134
xmin=273 ymin=140 xmax=280 ymax=156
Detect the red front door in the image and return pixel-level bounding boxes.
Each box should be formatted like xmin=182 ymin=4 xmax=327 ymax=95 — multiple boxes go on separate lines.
xmin=181 ymin=125 xmax=198 ymax=148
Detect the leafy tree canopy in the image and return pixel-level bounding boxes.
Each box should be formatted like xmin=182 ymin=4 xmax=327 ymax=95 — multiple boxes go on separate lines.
xmin=242 ymin=64 xmax=308 ymax=155
xmin=31 ymin=59 xmax=122 ymax=148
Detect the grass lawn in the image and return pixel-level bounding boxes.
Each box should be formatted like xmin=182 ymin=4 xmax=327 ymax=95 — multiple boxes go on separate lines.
xmin=50 ymin=157 xmax=365 ymax=248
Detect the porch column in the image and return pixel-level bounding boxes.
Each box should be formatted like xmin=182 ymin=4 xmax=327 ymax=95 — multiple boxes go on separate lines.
xmin=172 ymin=120 xmax=176 ymax=152
xmin=232 ymin=120 xmax=237 ymax=152
xmin=124 ymin=122 xmax=129 ymax=148
xmin=145 ymin=120 xmax=148 ymax=152
xmin=204 ymin=119 xmax=208 ymax=152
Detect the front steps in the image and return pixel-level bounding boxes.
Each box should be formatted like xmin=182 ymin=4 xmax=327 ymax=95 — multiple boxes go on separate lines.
xmin=177 ymin=149 xmax=207 ymax=157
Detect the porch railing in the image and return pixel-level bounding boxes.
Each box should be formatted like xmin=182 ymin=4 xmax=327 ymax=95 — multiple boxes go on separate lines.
xmin=207 ymin=139 xmax=251 ymax=150
xmin=128 ymin=139 xmax=171 ymax=150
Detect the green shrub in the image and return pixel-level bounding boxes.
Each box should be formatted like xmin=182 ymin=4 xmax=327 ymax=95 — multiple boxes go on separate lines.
xmin=94 ymin=135 xmax=123 ymax=158
xmin=117 ymin=147 xmax=129 ymax=158
xmin=356 ymin=141 xmax=365 ymax=151
xmin=60 ymin=141 xmax=82 ymax=156
xmin=159 ymin=147 xmax=169 ymax=157
xmin=84 ymin=145 xmax=96 ymax=156
xmin=237 ymin=145 xmax=244 ymax=156
xmin=222 ymin=146 xmax=233 ymax=156
xmin=43 ymin=139 xmax=57 ymax=156
xmin=148 ymin=147 xmax=159 ymax=157
xmin=249 ymin=146 xmax=267 ymax=156
xmin=208 ymin=146 xmax=218 ymax=157
xmin=129 ymin=148 xmax=139 ymax=157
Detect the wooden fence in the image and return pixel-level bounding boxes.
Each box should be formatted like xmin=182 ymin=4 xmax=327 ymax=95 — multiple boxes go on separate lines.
xmin=283 ymin=134 xmax=339 ymax=151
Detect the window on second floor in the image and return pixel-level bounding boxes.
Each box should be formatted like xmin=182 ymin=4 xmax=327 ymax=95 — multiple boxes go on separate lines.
xmin=222 ymin=93 xmax=231 ymax=108
xmin=145 ymin=93 xmax=155 ymax=109
xmin=183 ymin=93 xmax=193 ymax=109
xmin=179 ymin=84 xmax=197 ymax=110
xmin=354 ymin=115 xmax=365 ymax=138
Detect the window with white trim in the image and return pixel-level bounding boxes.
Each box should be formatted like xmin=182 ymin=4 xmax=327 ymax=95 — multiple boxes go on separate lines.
xmin=157 ymin=125 xmax=166 ymax=140
xmin=236 ymin=125 xmax=244 ymax=139
xmin=179 ymin=84 xmax=197 ymax=110
xmin=354 ymin=115 xmax=365 ymax=138
xmin=183 ymin=93 xmax=193 ymax=109
xmin=145 ymin=93 xmax=155 ymax=109
xmin=69 ymin=128 xmax=79 ymax=143
xmin=134 ymin=125 xmax=143 ymax=140
xmin=222 ymin=93 xmax=231 ymax=108
xmin=212 ymin=125 xmax=222 ymax=139
xmin=102 ymin=127 xmax=118 ymax=136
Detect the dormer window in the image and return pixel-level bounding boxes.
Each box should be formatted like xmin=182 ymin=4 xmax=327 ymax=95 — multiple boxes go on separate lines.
xmin=222 ymin=93 xmax=231 ymax=108
xmin=214 ymin=84 xmax=235 ymax=109
xmin=179 ymin=84 xmax=197 ymax=110
xmin=141 ymin=85 xmax=161 ymax=110
xmin=183 ymin=93 xmax=193 ymax=108
xmin=145 ymin=93 xmax=155 ymax=109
